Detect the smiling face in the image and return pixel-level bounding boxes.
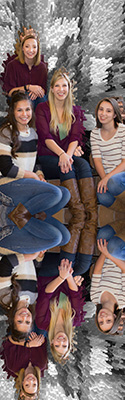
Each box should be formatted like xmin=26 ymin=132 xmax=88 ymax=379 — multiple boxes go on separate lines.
xmin=97 ymin=308 xmax=115 ymax=332
xmin=14 ymin=99 xmax=32 ymax=130
xmin=23 ymin=37 xmax=38 ymax=62
xmin=23 ymin=374 xmax=38 ymax=395
xmin=51 ymin=77 xmax=69 ymax=102
xmin=52 ymin=331 xmax=69 ymax=355
xmin=14 ymin=307 xmax=32 ymax=333
xmin=97 ymin=101 xmax=116 ymax=126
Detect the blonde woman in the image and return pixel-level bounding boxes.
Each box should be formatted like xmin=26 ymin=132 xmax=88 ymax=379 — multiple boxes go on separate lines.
xmin=36 ymin=68 xmax=97 ymax=255
xmin=35 ymin=259 xmax=85 ymax=363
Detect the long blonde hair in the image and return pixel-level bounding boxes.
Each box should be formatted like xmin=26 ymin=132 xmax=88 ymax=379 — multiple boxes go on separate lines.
xmin=48 ymin=68 xmax=75 ymax=135
xmin=48 ymin=297 xmax=75 ymax=363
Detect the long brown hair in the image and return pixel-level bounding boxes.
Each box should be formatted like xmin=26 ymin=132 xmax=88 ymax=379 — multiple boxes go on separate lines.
xmin=15 ymin=365 xmax=41 ymax=400
xmin=0 ymin=91 xmax=35 ymax=158
xmin=1 ymin=274 xmax=35 ymax=342
xmin=15 ymin=34 xmax=41 ymax=66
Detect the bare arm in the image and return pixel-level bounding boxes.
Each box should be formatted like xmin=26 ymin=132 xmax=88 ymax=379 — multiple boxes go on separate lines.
xmin=45 ymin=276 xmax=65 ymax=293
xmin=66 ymin=275 xmax=78 ymax=291
xmin=93 ymin=253 xmax=106 ymax=275
xmin=94 ymin=158 xmax=125 ymax=193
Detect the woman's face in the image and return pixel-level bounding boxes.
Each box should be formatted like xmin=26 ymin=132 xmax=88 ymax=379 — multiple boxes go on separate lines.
xmin=52 ymin=332 xmax=69 ymax=355
xmin=14 ymin=100 xmax=32 ymax=128
xmin=14 ymin=307 xmax=32 ymax=333
xmin=98 ymin=308 xmax=115 ymax=332
xmin=97 ymin=101 xmax=116 ymax=125
xmin=51 ymin=77 xmax=69 ymax=102
xmin=23 ymin=38 xmax=38 ymax=62
xmin=23 ymin=374 xmax=38 ymax=395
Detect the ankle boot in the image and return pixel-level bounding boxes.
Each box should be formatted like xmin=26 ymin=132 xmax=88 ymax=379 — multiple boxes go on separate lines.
xmin=33 ymin=211 xmax=47 ymax=221
xmin=8 ymin=203 xmax=31 ymax=229
xmin=61 ymin=179 xmax=86 ymax=254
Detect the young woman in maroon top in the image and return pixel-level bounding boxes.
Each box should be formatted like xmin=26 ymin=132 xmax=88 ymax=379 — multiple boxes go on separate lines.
xmin=3 ymin=26 xmax=47 ymax=109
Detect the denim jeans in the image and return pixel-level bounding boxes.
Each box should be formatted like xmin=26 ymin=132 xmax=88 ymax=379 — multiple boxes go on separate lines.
xmin=38 ymin=155 xmax=92 ymax=182
xmin=37 ymin=250 xmax=92 ymax=276
xmin=97 ymin=172 xmax=125 ymax=207
xmin=97 ymin=225 xmax=125 ymax=260
xmin=0 ymin=179 xmax=70 ymax=253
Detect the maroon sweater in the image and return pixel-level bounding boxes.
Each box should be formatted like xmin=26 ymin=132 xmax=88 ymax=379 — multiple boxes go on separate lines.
xmin=3 ymin=58 xmax=47 ymax=94
xmin=35 ymin=276 xmax=86 ymax=330
xmin=35 ymin=101 xmax=87 ymax=156
xmin=0 ymin=338 xmax=47 ymax=379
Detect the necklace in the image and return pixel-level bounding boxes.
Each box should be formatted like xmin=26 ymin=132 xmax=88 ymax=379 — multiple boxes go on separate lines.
xmin=19 ymin=125 xmax=30 ymax=137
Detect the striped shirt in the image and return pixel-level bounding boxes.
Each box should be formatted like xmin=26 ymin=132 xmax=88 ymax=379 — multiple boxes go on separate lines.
xmin=90 ymin=258 xmax=125 ymax=308
xmin=0 ymin=254 xmax=38 ymax=305
xmin=0 ymin=126 xmax=38 ymax=185
xmin=90 ymin=123 xmax=125 ymax=174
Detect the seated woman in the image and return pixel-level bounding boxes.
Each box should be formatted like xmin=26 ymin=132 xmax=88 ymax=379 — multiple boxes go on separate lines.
xmin=35 ymin=258 xmax=86 ymax=363
xmin=90 ymin=97 xmax=125 ymax=211
xmin=35 ymin=68 xmax=97 ymax=254
xmin=3 ymin=26 xmax=47 ymax=110
xmin=0 ymin=90 xmax=70 ymax=254
xmin=15 ymin=361 xmax=41 ymax=400
xmin=90 ymin=238 xmax=125 ymax=335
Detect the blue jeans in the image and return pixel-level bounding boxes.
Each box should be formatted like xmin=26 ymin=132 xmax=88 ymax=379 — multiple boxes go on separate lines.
xmin=0 ymin=179 xmax=70 ymax=253
xmin=97 ymin=225 xmax=125 ymax=260
xmin=37 ymin=250 xmax=92 ymax=276
xmin=38 ymin=155 xmax=92 ymax=181
xmin=97 ymin=172 xmax=125 ymax=207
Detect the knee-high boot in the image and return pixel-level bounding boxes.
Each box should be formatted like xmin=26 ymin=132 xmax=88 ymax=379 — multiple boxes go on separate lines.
xmin=61 ymin=178 xmax=85 ymax=253
xmin=77 ymin=177 xmax=98 ymax=255
xmin=110 ymin=191 xmax=125 ymax=212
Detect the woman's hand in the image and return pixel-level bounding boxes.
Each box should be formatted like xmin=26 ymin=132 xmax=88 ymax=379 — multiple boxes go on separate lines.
xmin=74 ymin=275 xmax=84 ymax=286
xmin=24 ymin=171 xmax=40 ymax=180
xmin=58 ymin=152 xmax=73 ymax=173
xmin=28 ymin=332 xmax=45 ymax=347
xmin=58 ymin=258 xmax=73 ymax=280
xmin=28 ymin=85 xmax=45 ymax=98
xmin=97 ymin=238 xmax=110 ymax=257
xmin=74 ymin=146 xmax=84 ymax=157
xmin=97 ymin=175 xmax=109 ymax=193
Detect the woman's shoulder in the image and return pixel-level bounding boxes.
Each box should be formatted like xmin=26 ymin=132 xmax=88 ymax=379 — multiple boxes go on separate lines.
xmin=0 ymin=125 xmax=12 ymax=142
xmin=117 ymin=123 xmax=125 ymax=133
xmin=35 ymin=101 xmax=50 ymax=114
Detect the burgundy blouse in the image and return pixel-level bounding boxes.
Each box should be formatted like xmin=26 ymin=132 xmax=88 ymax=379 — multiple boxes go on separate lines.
xmin=35 ymin=276 xmax=86 ymax=331
xmin=3 ymin=58 xmax=47 ymax=93
xmin=0 ymin=338 xmax=47 ymax=379
xmin=35 ymin=101 xmax=87 ymax=156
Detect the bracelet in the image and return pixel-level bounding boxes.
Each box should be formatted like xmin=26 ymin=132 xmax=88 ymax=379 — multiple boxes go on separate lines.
xmin=24 ymin=85 xmax=28 ymax=92
xmin=59 ymin=275 xmax=64 ymax=281
xmin=59 ymin=151 xmax=65 ymax=157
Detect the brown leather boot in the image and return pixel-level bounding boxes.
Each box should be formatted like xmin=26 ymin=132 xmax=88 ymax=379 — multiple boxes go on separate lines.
xmin=61 ymin=178 xmax=86 ymax=253
xmin=77 ymin=177 xmax=98 ymax=255
xmin=78 ymin=177 xmax=98 ymax=229
xmin=8 ymin=203 xmax=31 ymax=230
xmin=110 ymin=191 xmax=125 ymax=212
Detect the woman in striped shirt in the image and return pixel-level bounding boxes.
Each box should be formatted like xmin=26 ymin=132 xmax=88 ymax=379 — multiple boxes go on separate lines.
xmin=90 ymin=238 xmax=125 ymax=334
xmin=90 ymin=97 xmax=125 ymax=209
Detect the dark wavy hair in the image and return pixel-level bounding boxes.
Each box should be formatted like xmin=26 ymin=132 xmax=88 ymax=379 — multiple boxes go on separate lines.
xmin=0 ymin=91 xmax=35 ymax=158
xmin=95 ymin=97 xmax=122 ymax=128
xmin=1 ymin=274 xmax=35 ymax=342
